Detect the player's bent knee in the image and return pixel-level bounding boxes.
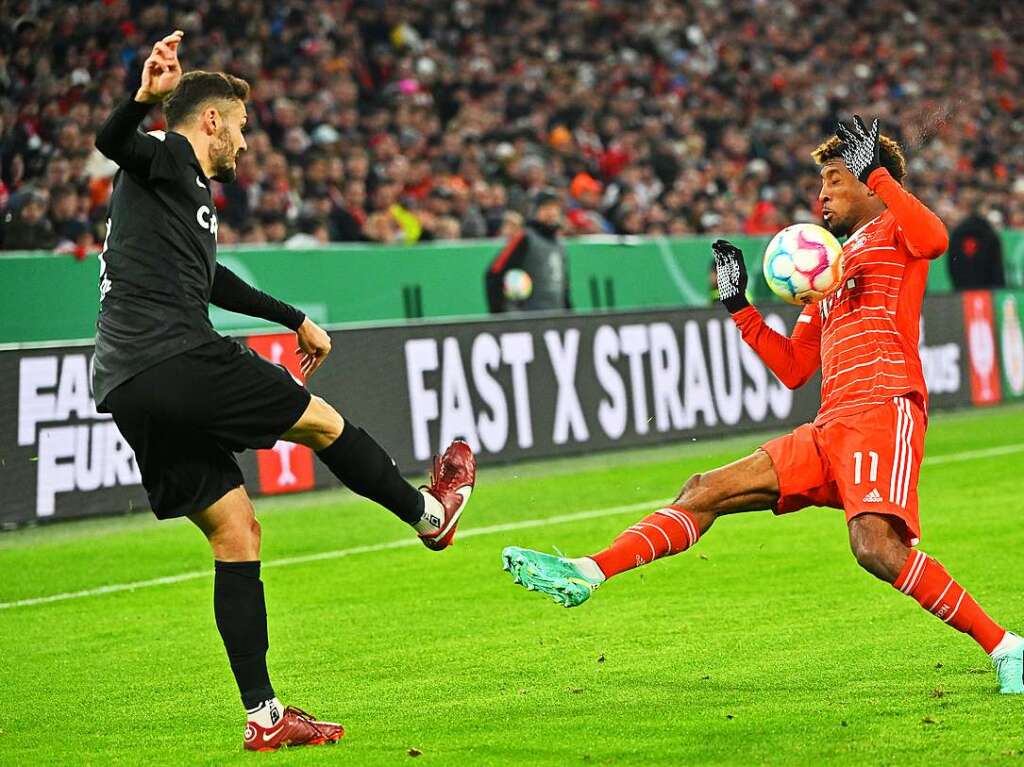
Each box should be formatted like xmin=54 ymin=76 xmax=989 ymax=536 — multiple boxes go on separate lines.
xmin=201 ymin=502 xmax=261 ymax=560
xmin=212 ymin=519 xmax=260 ymax=560
xmin=675 ymin=472 xmax=703 ymax=502
xmin=310 ymin=397 xmax=344 ymax=446
xmin=848 ymin=514 xmax=908 ymax=582
xmin=849 ymin=535 xmax=902 ymax=582
xmin=851 ymin=538 xmax=881 ymax=572
xmin=285 ymin=396 xmax=344 ymax=449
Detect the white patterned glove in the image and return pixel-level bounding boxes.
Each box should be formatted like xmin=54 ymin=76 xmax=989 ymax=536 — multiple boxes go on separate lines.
xmin=836 ymin=115 xmax=881 ymax=184
xmin=712 ymin=239 xmax=749 ymax=313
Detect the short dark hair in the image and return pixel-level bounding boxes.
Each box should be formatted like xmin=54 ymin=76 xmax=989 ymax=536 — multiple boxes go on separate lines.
xmin=163 ymin=71 xmax=250 ymax=128
xmin=51 ymin=183 xmax=77 ymax=201
xmin=812 ymin=133 xmax=906 ymax=184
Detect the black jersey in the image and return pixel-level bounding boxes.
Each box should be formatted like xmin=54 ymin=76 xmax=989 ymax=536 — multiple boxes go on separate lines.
xmin=91 ymin=100 xmax=224 ymax=407
xmin=91 ymin=99 xmax=305 ymax=409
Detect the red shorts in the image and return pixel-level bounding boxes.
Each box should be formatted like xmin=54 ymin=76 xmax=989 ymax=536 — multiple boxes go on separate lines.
xmin=761 ymin=396 xmax=927 ymax=545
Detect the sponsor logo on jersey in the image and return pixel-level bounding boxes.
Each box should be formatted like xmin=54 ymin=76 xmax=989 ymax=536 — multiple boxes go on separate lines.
xmin=196 ymin=205 xmax=219 ymax=237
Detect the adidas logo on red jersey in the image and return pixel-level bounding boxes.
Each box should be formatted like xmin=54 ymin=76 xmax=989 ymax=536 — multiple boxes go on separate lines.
xmin=862 ymin=488 xmax=883 ymax=503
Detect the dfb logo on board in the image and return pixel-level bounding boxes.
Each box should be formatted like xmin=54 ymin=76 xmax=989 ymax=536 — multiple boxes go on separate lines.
xmin=17 ymin=354 xmax=141 ymax=516
xmin=246 ymin=333 xmax=315 ymax=494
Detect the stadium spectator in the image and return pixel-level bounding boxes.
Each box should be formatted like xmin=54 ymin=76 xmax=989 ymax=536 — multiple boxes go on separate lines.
xmin=948 ymin=199 xmax=1006 ymax=289
xmin=566 ymin=173 xmax=612 ymax=235
xmin=486 ymin=191 xmax=570 ymax=313
xmin=2 ymin=190 xmax=57 ymax=251
xmin=285 ymin=216 xmax=331 ymax=249
xmin=498 ymin=210 xmax=524 ymax=241
xmin=1 ymin=1 xmax=1022 ymax=251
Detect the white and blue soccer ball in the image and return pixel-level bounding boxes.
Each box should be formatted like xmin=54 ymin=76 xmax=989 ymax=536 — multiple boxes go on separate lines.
xmin=763 ymin=223 xmax=844 ymax=305
xmin=503 ymin=268 xmax=534 ymax=301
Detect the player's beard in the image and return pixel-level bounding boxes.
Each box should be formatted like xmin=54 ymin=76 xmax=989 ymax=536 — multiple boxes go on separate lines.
xmin=825 ymin=215 xmax=852 ymax=239
xmin=209 ymin=127 xmax=238 ymax=184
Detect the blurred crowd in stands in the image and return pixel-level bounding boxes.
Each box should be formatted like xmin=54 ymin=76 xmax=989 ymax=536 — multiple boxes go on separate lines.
xmin=1 ymin=0 xmax=1022 ymax=253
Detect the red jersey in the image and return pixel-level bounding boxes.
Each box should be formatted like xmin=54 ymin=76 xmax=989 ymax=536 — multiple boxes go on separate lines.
xmin=732 ymin=168 xmax=949 ymax=424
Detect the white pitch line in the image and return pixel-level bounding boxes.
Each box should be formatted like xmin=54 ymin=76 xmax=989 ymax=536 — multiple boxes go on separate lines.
xmin=2 ymin=440 xmax=1022 ymax=612
xmin=921 ymin=442 xmax=1024 ymax=465
xmin=0 ymin=499 xmax=668 ymax=611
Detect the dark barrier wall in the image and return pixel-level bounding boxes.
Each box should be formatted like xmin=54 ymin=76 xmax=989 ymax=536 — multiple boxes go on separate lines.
xmin=1 ymin=292 xmax=1005 ymax=528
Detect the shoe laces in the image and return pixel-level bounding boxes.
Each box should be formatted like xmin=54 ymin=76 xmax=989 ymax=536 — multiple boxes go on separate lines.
xmin=996 ymin=653 xmax=1019 ymax=670
xmin=285 ymin=706 xmax=332 ymax=738
xmin=551 ymin=546 xmax=585 ymax=577
xmin=428 ymin=453 xmax=460 ymax=496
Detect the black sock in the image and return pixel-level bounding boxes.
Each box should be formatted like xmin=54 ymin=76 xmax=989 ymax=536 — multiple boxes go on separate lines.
xmin=316 ymin=422 xmax=425 ymax=525
xmin=214 ymin=560 xmax=275 ymax=709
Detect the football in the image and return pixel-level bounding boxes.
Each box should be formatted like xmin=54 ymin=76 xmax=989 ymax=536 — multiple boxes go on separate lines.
xmin=763 ymin=223 xmax=844 ymax=305
xmin=503 ymin=268 xmax=534 ymax=301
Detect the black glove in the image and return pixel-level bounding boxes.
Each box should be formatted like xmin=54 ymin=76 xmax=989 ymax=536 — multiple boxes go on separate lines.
xmin=712 ymin=239 xmax=749 ymax=313
xmin=835 ymin=115 xmax=881 ymax=184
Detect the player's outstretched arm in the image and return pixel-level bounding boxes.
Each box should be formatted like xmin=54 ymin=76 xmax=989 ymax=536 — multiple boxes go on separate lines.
xmin=95 ymin=31 xmax=184 ymax=174
xmin=837 ymin=115 xmax=949 ymax=259
xmin=209 ymin=264 xmax=330 ymax=378
xmin=714 ymin=239 xmax=821 ymax=389
xmin=866 ymin=168 xmax=948 ymax=259
xmin=210 ymin=264 xmax=305 ymax=330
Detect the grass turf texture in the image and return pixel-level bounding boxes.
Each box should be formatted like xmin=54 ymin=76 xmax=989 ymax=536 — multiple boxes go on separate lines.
xmin=1 ymin=404 xmax=1023 ymax=766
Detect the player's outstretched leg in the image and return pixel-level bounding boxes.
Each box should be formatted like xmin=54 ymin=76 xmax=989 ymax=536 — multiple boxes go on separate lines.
xmin=849 ymin=513 xmax=1023 ymax=694
xmin=502 ymin=450 xmax=780 ymax=607
xmin=284 ymin=396 xmax=475 ymax=550
xmin=190 ymin=488 xmax=345 ymax=751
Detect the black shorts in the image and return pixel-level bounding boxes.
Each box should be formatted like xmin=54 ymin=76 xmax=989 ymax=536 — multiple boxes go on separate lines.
xmin=103 ymin=337 xmax=311 ymax=519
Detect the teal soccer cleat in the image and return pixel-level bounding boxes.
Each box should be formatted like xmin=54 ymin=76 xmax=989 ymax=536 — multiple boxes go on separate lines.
xmin=994 ymin=633 xmax=1024 ymax=694
xmin=501 ymin=547 xmax=602 ymax=608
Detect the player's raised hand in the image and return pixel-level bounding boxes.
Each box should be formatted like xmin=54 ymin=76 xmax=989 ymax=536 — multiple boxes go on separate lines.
xmin=835 ymin=115 xmax=881 ymax=184
xmin=295 ymin=317 xmax=332 ymax=379
xmin=712 ymin=239 xmax=750 ymax=313
xmin=136 ymin=30 xmax=184 ymax=104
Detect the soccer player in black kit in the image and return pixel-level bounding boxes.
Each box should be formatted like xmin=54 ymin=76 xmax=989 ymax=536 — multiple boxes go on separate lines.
xmin=92 ymin=31 xmax=477 ymax=751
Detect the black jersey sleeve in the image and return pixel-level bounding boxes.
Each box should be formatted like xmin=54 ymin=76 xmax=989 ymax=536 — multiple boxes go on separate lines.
xmin=95 ymin=98 xmax=179 ymax=181
xmin=211 ymin=264 xmax=306 ymax=331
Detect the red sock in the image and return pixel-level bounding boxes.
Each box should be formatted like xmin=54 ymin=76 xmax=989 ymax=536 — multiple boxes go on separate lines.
xmin=591 ymin=505 xmax=701 ymax=579
xmin=894 ymin=550 xmax=1006 ymax=654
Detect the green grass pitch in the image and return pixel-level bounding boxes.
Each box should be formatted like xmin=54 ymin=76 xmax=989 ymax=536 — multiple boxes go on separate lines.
xmin=2 ymin=404 xmax=1023 ymax=766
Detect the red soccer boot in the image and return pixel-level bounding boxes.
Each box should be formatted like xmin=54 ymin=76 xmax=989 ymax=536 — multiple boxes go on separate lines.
xmin=418 ymin=439 xmax=477 ymax=551
xmin=243 ymin=706 xmax=344 ymax=751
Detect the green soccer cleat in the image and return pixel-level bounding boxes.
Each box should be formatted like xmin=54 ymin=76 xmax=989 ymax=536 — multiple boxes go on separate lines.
xmin=994 ymin=633 xmax=1024 ymax=694
xmin=501 ymin=547 xmax=602 ymax=608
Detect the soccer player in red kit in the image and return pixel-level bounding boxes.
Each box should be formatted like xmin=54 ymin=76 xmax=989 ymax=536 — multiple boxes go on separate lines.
xmin=502 ymin=116 xmax=1024 ymax=694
